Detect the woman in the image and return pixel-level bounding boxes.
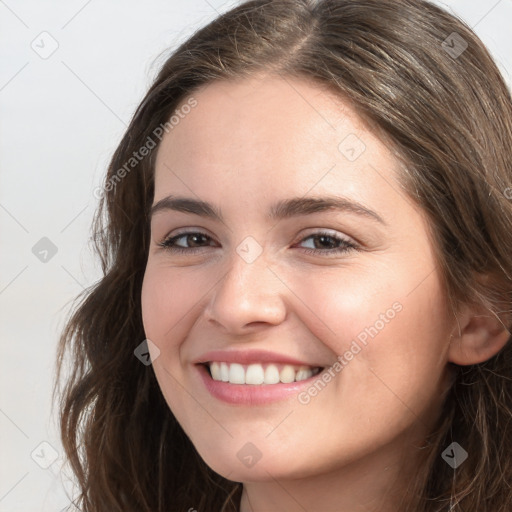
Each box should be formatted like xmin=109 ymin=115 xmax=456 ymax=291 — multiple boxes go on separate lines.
xmin=55 ymin=0 xmax=512 ymax=510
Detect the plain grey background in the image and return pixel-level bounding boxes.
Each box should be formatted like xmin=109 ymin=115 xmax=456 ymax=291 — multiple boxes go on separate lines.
xmin=1 ymin=1 xmax=511 ymax=510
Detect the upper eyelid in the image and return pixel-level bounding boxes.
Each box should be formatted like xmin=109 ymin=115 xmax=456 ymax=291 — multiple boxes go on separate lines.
xmin=161 ymin=228 xmax=216 ymax=243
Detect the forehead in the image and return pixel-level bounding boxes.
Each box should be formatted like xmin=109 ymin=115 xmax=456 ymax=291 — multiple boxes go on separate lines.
xmin=159 ymin=75 xmax=368 ymax=151
xmin=154 ymin=75 xmax=398 ymax=199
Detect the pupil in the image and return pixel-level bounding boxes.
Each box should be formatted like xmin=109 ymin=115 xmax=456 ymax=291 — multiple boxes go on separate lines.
xmin=317 ymin=235 xmax=334 ymax=249
xmin=190 ymin=234 xmax=205 ymax=247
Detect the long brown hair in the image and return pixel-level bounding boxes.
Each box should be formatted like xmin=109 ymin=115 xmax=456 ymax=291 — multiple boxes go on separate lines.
xmin=54 ymin=0 xmax=512 ymax=510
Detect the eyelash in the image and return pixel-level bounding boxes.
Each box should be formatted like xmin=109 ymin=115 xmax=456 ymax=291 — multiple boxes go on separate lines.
xmin=157 ymin=230 xmax=359 ymax=257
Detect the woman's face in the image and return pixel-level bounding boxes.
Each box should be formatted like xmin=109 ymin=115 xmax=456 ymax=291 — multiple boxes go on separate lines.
xmin=141 ymin=75 xmax=456 ymax=482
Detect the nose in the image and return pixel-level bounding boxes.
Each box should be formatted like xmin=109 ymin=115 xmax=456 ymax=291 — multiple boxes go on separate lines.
xmin=203 ymin=249 xmax=287 ymax=335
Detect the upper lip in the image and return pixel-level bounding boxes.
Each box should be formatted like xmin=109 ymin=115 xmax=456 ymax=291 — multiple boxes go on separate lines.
xmin=194 ymin=349 xmax=325 ymax=368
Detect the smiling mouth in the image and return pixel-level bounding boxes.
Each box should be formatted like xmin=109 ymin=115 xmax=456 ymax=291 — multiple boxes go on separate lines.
xmin=202 ymin=361 xmax=324 ymax=385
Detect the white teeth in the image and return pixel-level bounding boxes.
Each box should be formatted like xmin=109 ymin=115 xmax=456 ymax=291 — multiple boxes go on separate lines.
xmin=207 ymin=362 xmax=321 ymax=385
xmin=246 ymin=364 xmax=265 ymax=385
xmin=229 ymin=363 xmax=245 ymax=384
xmin=210 ymin=361 xmax=221 ymax=381
xmin=295 ymin=367 xmax=313 ymax=381
xmin=279 ymin=365 xmax=296 ymax=383
xmin=264 ymin=364 xmax=280 ymax=384
xmin=220 ymin=362 xmax=230 ymax=382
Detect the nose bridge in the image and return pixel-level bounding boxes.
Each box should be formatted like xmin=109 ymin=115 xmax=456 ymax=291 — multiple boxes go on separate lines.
xmin=205 ymin=240 xmax=286 ymax=330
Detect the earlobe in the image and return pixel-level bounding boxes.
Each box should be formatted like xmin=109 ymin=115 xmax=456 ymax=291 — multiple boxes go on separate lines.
xmin=448 ymin=303 xmax=511 ymax=366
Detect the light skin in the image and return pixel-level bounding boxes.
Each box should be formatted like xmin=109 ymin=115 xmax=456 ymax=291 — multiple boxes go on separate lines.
xmin=141 ymin=74 xmax=510 ymax=512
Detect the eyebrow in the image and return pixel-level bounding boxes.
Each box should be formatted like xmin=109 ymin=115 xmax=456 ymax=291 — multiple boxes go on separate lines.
xmin=150 ymin=195 xmax=386 ymax=225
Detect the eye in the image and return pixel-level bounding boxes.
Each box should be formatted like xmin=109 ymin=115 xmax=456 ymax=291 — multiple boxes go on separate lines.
xmin=157 ymin=230 xmax=359 ymax=256
xmin=157 ymin=231 xmax=215 ymax=254
xmin=294 ymin=231 xmax=358 ymax=256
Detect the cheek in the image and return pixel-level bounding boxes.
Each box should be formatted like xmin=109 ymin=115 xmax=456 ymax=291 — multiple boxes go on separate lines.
xmin=141 ymin=263 xmax=204 ymax=345
xmin=286 ymin=266 xmax=400 ymax=355
xmin=140 ymin=263 xmax=203 ymax=423
xmin=141 ymin=268 xmax=170 ymax=343
xmin=289 ymin=265 xmax=450 ymax=410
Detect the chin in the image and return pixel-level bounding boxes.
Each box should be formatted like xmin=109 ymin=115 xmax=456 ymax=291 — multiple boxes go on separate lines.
xmin=194 ymin=440 xmax=327 ymax=483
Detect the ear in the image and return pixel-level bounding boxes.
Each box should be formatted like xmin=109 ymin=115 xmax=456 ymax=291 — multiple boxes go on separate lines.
xmin=448 ymin=300 xmax=511 ymax=366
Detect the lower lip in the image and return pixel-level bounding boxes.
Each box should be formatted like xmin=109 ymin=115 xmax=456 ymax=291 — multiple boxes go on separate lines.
xmin=196 ymin=364 xmax=324 ymax=405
